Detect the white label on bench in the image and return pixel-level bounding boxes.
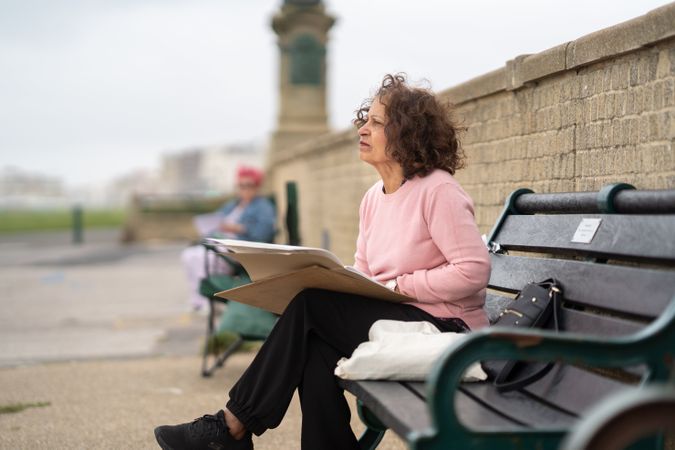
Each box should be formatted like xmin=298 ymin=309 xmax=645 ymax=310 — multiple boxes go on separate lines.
xmin=571 ymin=218 xmax=602 ymax=244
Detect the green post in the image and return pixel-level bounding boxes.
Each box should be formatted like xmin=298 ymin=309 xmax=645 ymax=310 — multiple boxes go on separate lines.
xmin=285 ymin=182 xmax=301 ymax=246
xmin=72 ymin=205 xmax=83 ymax=244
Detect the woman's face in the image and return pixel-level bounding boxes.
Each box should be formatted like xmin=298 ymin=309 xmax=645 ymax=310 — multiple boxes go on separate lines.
xmin=237 ymin=176 xmax=259 ymax=202
xmin=358 ymin=97 xmax=391 ymax=166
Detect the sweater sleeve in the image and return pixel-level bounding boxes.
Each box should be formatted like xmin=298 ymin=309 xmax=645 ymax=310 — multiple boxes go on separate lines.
xmin=396 ymin=183 xmax=490 ymax=304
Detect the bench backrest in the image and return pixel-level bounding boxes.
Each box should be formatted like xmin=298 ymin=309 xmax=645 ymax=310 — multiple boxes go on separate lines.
xmin=486 ymin=185 xmax=675 ymax=338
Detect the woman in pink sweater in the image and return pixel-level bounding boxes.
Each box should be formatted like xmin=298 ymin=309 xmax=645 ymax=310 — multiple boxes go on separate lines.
xmin=154 ymin=74 xmax=491 ymax=450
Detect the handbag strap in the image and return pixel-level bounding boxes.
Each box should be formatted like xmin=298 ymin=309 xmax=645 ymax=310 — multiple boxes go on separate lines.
xmin=493 ymin=280 xmax=562 ymax=393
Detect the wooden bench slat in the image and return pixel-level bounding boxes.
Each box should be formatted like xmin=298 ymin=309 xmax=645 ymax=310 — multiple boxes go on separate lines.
xmin=558 ymin=308 xmax=644 ymax=336
xmin=342 ymin=379 xmax=529 ymax=435
xmin=458 ymin=383 xmax=576 ymax=428
xmin=340 ymin=380 xmax=430 ymax=437
xmin=405 ymin=382 xmax=525 ymax=429
xmin=485 ymin=293 xmax=645 ymax=335
xmin=496 ymin=215 xmax=675 ymax=263
xmin=489 ymin=254 xmax=675 ymax=319
xmin=519 ymin=364 xmax=632 ymax=416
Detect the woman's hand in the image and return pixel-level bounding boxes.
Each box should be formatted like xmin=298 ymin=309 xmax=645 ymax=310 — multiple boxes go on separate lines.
xmin=220 ymin=222 xmax=244 ymax=234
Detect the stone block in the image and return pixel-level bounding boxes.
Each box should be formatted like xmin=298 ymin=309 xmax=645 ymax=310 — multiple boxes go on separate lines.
xmin=645 ymin=82 xmax=658 ymax=112
xmin=561 ymin=152 xmax=576 ymax=179
xmin=566 ymin=3 xmax=675 ymax=69
xmin=611 ymin=63 xmax=631 ymax=90
xmin=561 ymin=102 xmax=577 ymax=127
xmin=559 ymin=74 xmax=577 ymax=102
xmin=662 ymin=79 xmax=674 ymax=107
xmin=589 ymin=96 xmax=600 ymax=121
xmin=559 ymin=127 xmax=576 ymax=152
xmin=578 ymin=73 xmax=595 ymax=99
xmin=625 ymin=89 xmax=637 ymax=115
xmin=610 ymin=120 xmax=626 ymax=147
xmin=656 ymin=48 xmax=672 ymax=79
xmin=649 ymin=111 xmax=672 ymax=140
xmin=627 ymin=117 xmax=640 ymax=145
xmin=575 ymin=150 xmax=588 ymax=177
xmin=641 ymin=53 xmax=660 ymax=85
xmin=605 ymin=92 xmax=617 ymax=119
xmin=536 ymin=106 xmax=563 ymax=131
xmin=575 ymin=124 xmax=590 ymax=150
xmin=598 ymin=62 xmax=612 ymax=92
xmin=638 ymin=115 xmax=651 ymax=143
xmin=512 ymin=44 xmax=567 ymax=89
xmin=584 ymin=121 xmax=599 ymax=149
xmin=639 ymin=143 xmax=673 ymax=173
xmin=614 ymin=90 xmax=628 ymax=116
xmin=575 ymin=98 xmax=588 ymax=124
xmin=633 ymin=86 xmax=646 ymax=113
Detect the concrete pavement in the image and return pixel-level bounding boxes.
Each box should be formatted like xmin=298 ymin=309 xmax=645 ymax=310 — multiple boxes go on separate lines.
xmin=0 ymin=229 xmax=196 ymax=366
xmin=0 ymin=229 xmax=406 ymax=449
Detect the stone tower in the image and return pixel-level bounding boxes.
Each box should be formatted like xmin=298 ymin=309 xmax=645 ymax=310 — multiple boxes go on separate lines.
xmin=269 ymin=0 xmax=335 ymax=156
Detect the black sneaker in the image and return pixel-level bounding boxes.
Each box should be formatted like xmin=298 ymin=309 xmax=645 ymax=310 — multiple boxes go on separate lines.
xmin=154 ymin=410 xmax=253 ymax=450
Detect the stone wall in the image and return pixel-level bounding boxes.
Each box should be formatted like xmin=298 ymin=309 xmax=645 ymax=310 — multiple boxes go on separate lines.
xmin=267 ymin=3 xmax=675 ymax=263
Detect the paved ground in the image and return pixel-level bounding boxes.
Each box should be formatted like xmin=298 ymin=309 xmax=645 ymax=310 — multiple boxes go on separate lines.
xmin=0 ymin=229 xmax=406 ymax=449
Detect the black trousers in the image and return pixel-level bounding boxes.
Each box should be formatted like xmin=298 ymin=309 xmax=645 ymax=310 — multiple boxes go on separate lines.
xmin=226 ymin=289 xmax=468 ymax=450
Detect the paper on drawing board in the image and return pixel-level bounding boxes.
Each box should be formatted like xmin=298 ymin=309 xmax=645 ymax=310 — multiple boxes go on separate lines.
xmin=207 ymin=238 xmax=347 ymax=281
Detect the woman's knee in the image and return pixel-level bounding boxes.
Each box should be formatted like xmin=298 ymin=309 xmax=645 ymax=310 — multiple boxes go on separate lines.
xmin=285 ymin=289 xmax=360 ymax=322
xmin=285 ymin=289 xmax=311 ymax=312
xmin=284 ymin=289 xmax=331 ymax=317
xmin=181 ymin=245 xmax=203 ymax=265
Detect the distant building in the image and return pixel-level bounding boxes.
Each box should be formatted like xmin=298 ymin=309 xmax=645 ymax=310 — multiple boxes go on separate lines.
xmin=0 ymin=166 xmax=68 ymax=209
xmin=159 ymin=142 xmax=266 ymax=196
xmin=100 ymin=169 xmax=161 ymax=207
xmin=159 ymin=148 xmax=205 ymax=195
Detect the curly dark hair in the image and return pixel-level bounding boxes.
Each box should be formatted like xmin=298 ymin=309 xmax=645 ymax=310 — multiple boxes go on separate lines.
xmin=353 ymin=73 xmax=465 ymax=178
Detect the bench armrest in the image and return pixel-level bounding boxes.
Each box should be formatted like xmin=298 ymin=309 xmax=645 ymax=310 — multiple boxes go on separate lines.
xmin=409 ymin=298 xmax=675 ymax=449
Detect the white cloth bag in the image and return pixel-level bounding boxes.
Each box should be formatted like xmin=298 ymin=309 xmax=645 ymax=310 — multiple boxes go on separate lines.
xmin=334 ymin=320 xmax=487 ymax=382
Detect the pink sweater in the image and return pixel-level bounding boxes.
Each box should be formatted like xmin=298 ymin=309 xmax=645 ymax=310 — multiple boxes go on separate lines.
xmin=353 ymin=169 xmax=491 ymax=330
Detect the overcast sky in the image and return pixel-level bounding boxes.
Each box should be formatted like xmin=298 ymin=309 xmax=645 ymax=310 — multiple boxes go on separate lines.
xmin=0 ymin=0 xmax=670 ymax=187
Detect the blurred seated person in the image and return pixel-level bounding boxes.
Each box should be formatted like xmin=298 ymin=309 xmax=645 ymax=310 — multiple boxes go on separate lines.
xmin=181 ymin=166 xmax=276 ymax=311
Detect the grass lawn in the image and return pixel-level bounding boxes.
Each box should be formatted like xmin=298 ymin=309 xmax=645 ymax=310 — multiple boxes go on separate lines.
xmin=0 ymin=209 xmax=126 ymax=233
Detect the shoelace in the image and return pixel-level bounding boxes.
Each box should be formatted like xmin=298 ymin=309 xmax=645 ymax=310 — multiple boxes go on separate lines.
xmin=188 ymin=410 xmax=227 ymax=439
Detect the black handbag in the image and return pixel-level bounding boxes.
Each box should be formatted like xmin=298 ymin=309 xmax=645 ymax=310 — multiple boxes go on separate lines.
xmin=482 ymin=278 xmax=562 ymax=392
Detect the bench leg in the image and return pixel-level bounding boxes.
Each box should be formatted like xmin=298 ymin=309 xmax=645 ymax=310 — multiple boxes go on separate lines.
xmin=201 ymin=298 xmax=244 ymax=377
xmin=357 ymin=400 xmax=387 ymax=450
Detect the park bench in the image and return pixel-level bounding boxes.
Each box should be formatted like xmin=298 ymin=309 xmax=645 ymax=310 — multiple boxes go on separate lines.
xmin=339 ymin=184 xmax=675 ymax=450
xmin=200 ymin=181 xmax=301 ymax=377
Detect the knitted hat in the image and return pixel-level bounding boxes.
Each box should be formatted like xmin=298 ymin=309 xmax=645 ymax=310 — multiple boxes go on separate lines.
xmin=237 ymin=166 xmax=264 ymax=186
